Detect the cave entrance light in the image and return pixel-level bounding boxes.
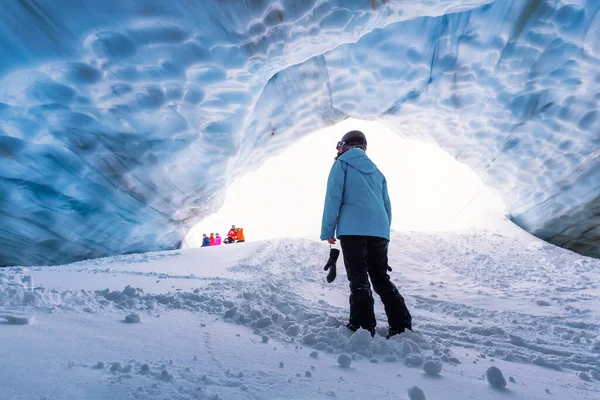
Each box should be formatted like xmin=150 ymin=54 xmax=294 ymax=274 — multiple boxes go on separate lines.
xmin=184 ymin=119 xmax=507 ymax=248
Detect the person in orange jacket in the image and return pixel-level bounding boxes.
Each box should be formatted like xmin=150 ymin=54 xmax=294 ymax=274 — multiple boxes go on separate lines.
xmin=235 ymin=227 xmax=245 ymax=243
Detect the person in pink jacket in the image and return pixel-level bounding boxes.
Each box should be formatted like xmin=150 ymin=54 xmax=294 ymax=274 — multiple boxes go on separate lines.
xmin=213 ymin=233 xmax=222 ymax=246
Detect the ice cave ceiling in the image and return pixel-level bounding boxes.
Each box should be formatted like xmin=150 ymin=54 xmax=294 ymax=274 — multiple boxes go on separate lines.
xmin=0 ymin=0 xmax=599 ymax=266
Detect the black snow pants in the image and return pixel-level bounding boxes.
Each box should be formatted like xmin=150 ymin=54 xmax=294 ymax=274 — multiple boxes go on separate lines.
xmin=339 ymin=235 xmax=412 ymax=334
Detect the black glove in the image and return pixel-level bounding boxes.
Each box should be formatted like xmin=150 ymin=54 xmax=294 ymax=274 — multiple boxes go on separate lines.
xmin=323 ymin=248 xmax=340 ymax=283
xmin=387 ymin=265 xmax=393 ymax=272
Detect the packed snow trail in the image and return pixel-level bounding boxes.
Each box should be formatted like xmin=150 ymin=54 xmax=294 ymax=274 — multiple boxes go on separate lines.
xmin=1 ymin=223 xmax=600 ymax=399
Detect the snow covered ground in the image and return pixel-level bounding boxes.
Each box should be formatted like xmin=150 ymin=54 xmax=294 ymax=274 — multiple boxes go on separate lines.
xmin=2 ymin=220 xmax=600 ymax=399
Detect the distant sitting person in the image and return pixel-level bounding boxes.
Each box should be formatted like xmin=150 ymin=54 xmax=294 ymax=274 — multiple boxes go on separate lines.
xmin=224 ymin=225 xmax=237 ymax=244
xmin=201 ymin=234 xmax=210 ymax=247
xmin=235 ymin=227 xmax=245 ymax=243
xmin=209 ymin=233 xmax=215 ymax=246
xmin=214 ymin=233 xmax=222 ymax=245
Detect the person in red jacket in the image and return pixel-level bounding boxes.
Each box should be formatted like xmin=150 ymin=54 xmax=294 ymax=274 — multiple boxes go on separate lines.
xmin=224 ymin=225 xmax=237 ymax=244
xmin=209 ymin=233 xmax=215 ymax=246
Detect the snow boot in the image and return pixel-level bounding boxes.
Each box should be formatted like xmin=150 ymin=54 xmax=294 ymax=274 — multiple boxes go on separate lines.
xmin=379 ymin=287 xmax=412 ymax=333
xmin=385 ymin=327 xmax=405 ymax=340
xmin=323 ymin=248 xmax=340 ymax=283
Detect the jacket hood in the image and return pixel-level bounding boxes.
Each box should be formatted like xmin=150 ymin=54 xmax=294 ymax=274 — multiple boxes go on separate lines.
xmin=338 ymin=148 xmax=377 ymax=173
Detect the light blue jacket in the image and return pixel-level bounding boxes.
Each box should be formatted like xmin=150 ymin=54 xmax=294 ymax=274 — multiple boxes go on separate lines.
xmin=320 ymin=148 xmax=392 ymax=241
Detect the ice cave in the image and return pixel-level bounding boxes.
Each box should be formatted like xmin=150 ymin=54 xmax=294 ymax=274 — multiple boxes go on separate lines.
xmin=1 ymin=0 xmax=599 ymax=266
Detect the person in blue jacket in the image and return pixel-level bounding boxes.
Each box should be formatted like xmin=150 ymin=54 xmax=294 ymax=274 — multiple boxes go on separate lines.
xmin=201 ymin=234 xmax=210 ymax=247
xmin=321 ymin=130 xmax=412 ymax=339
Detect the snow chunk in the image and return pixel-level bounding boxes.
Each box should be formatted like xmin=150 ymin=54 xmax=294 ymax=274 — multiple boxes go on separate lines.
xmin=93 ymin=361 xmax=105 ymax=370
xmin=422 ymin=359 xmax=442 ymax=376
xmin=531 ymin=355 xmax=560 ymax=370
xmin=509 ymin=334 xmax=525 ymax=346
xmin=347 ymin=329 xmax=372 ymax=351
xmin=408 ymin=385 xmax=426 ymax=400
xmin=256 ymin=316 xmax=273 ymax=328
xmin=400 ymin=339 xmax=421 ymax=355
xmin=468 ymin=326 xmax=505 ymax=336
xmin=2 ymin=315 xmax=35 ymax=325
xmin=577 ymin=372 xmax=591 ymax=381
xmin=337 ymin=354 xmax=352 ymax=368
xmin=110 ymin=362 xmax=122 ymax=373
xmin=224 ymin=307 xmax=237 ymax=318
xmin=140 ymin=363 xmax=150 ymax=374
xmin=486 ymin=366 xmax=507 ymax=389
xmin=122 ymin=285 xmax=139 ymax=297
xmin=405 ymin=354 xmax=424 ymax=367
xmin=161 ymin=369 xmax=173 ymax=382
xmin=125 ymin=313 xmax=141 ymax=323
xmin=302 ymin=333 xmax=317 ymax=345
xmin=326 ymin=316 xmax=342 ymax=327
xmin=287 ymin=324 xmax=301 ymax=336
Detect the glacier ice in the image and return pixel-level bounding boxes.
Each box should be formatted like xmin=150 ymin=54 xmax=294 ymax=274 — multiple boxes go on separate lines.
xmin=0 ymin=0 xmax=599 ymax=266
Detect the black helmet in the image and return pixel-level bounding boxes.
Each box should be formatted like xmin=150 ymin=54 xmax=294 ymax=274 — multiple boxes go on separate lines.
xmin=338 ymin=130 xmax=367 ymax=152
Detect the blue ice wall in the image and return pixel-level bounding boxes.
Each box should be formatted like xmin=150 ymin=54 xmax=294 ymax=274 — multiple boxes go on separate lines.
xmin=0 ymin=0 xmax=599 ymax=265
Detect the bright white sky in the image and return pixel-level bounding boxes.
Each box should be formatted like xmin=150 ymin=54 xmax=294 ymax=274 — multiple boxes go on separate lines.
xmin=184 ymin=119 xmax=507 ymax=248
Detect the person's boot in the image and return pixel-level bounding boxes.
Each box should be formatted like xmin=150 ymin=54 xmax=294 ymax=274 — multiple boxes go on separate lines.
xmin=381 ymin=287 xmax=412 ymax=334
xmin=348 ymin=286 xmax=376 ymax=336
xmin=385 ymin=327 xmax=406 ymax=339
xmin=323 ymin=248 xmax=340 ymax=283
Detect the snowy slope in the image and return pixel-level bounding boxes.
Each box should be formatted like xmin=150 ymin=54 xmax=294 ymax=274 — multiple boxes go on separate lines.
xmin=2 ymin=222 xmax=600 ymax=399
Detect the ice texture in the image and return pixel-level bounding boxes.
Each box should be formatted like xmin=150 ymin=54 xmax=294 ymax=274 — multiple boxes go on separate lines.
xmin=0 ymin=0 xmax=599 ymax=265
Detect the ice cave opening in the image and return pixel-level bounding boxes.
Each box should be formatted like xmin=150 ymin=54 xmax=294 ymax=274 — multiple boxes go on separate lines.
xmin=184 ymin=119 xmax=507 ymax=248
